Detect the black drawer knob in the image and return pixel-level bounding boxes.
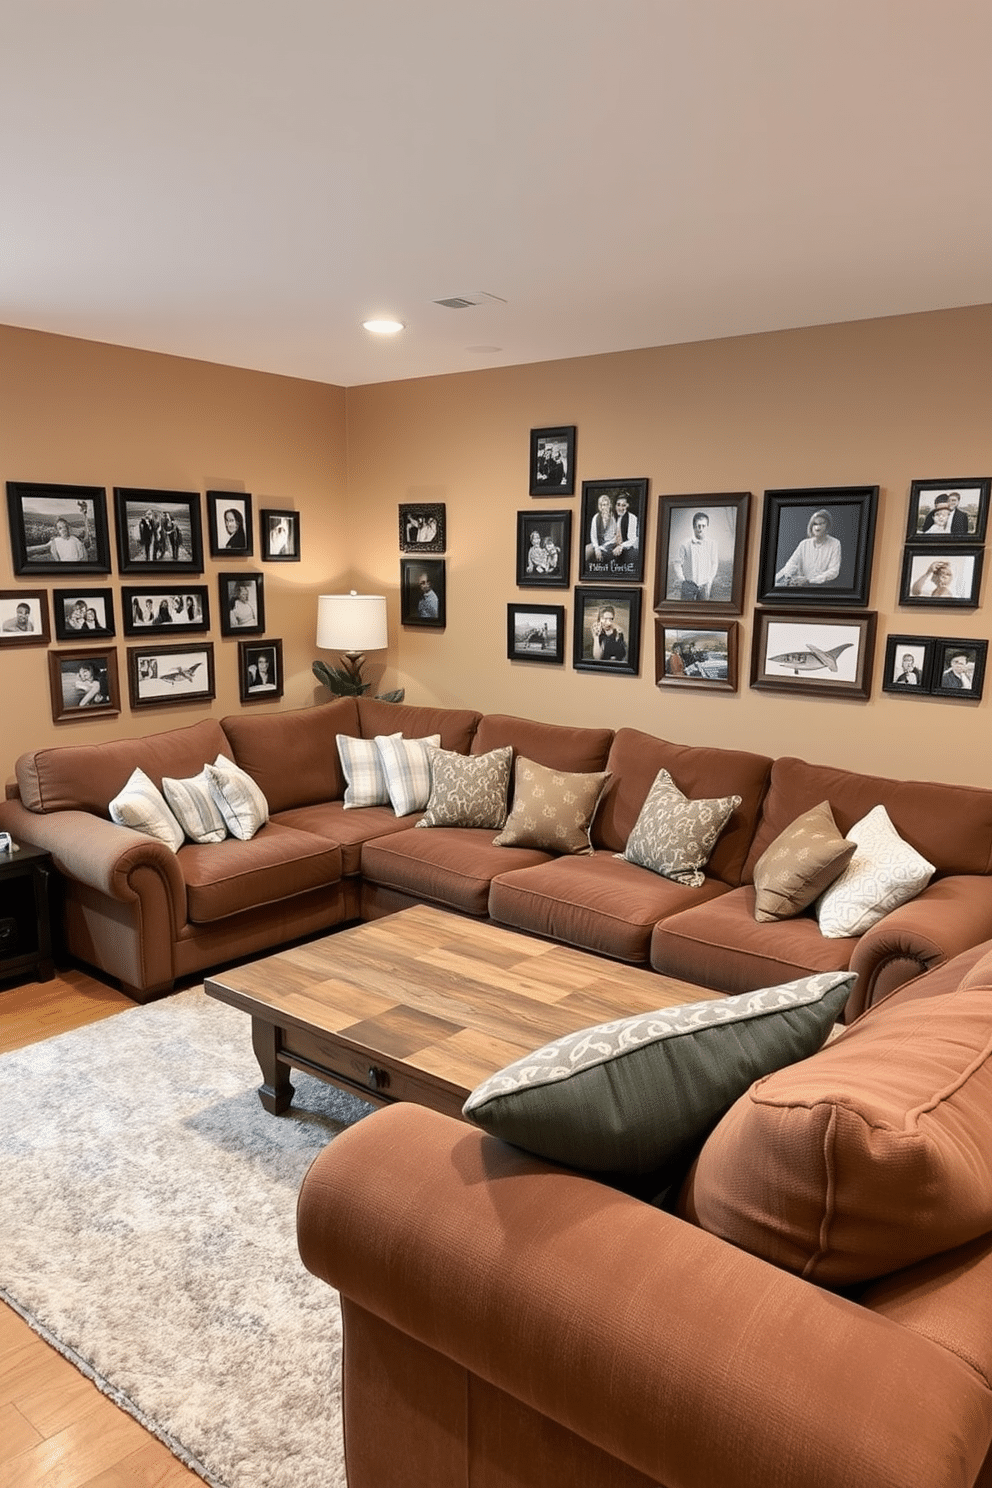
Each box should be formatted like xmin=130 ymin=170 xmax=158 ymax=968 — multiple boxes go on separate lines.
xmin=367 ymin=1065 xmax=390 ymax=1092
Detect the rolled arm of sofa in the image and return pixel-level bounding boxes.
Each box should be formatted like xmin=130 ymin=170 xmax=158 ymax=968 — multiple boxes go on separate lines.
xmin=298 ymin=1103 xmax=992 ymax=1488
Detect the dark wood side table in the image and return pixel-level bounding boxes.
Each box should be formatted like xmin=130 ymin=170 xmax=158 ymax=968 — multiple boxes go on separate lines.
xmin=0 ymin=842 xmax=55 ymax=985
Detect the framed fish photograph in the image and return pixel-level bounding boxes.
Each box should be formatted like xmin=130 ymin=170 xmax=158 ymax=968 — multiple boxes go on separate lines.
xmin=750 ymin=609 xmax=876 ymax=700
xmin=126 ymin=642 xmax=216 ymax=710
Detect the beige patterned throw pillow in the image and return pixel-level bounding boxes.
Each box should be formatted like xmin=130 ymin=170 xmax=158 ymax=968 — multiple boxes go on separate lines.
xmin=752 ymin=800 xmax=856 ymax=922
xmin=816 ymin=804 xmax=935 ymax=938
xmin=620 ymin=768 xmax=741 ymax=887
xmin=417 ymin=745 xmax=512 ymax=829
xmin=493 ymin=756 xmax=610 ymax=855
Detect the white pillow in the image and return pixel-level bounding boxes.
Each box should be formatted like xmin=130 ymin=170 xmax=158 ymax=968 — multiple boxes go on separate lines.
xmin=109 ymin=767 xmax=185 ymax=852
xmin=374 ymin=733 xmax=442 ymax=816
xmin=816 ymin=804 xmax=935 ymax=939
xmin=162 ymin=769 xmax=229 ymax=844
xmin=204 ymin=753 xmax=269 ymax=841
xmin=337 ymin=732 xmax=398 ymax=809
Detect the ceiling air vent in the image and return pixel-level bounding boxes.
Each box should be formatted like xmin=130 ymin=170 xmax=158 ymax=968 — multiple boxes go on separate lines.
xmin=433 ymin=291 xmax=507 ymax=310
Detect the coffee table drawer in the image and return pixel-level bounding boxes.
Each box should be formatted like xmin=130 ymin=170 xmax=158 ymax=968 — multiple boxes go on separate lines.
xmin=280 ymin=1023 xmax=469 ymax=1121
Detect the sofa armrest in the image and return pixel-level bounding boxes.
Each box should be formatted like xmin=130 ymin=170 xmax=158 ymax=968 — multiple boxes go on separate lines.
xmin=298 ymin=1104 xmax=992 ymax=1488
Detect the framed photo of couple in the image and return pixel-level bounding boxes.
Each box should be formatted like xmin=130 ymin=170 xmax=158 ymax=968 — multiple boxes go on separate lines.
xmin=516 ymin=510 xmax=571 ymax=588
xmin=578 ymin=479 xmax=647 ymax=583
xmin=653 ymin=493 xmax=750 ymax=616
xmin=905 ymin=478 xmax=989 ymax=543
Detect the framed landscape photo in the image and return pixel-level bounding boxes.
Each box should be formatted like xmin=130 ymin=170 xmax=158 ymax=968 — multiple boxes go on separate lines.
xmin=899 ymin=547 xmax=983 ymax=608
xmin=52 ymin=588 xmax=115 ymax=641
xmin=655 ymin=621 xmax=738 ymax=692
xmin=906 ymin=478 xmax=989 ymax=543
xmin=238 ymin=638 xmax=284 ymax=702
xmin=400 ymin=558 xmax=445 ymax=627
xmin=578 ymin=479 xmax=648 ymax=583
xmin=7 ymin=482 xmax=111 ymax=575
xmin=572 ymin=586 xmax=642 ymax=676
xmin=127 ymin=643 xmax=216 ymax=710
xmin=930 ymin=638 xmax=988 ymax=700
xmin=881 ymin=635 xmax=935 ymax=695
xmin=529 ymin=425 xmax=576 ymax=497
xmin=0 ymin=589 xmax=49 ymax=647
xmin=516 ymin=509 xmax=571 ymax=588
xmin=122 ymin=584 xmax=210 ymax=635
xmin=756 ymin=485 xmax=878 ymax=606
xmin=260 ymin=509 xmax=300 ymax=561
xmin=48 ymin=647 xmax=120 ymax=723
xmin=219 ymin=572 xmax=265 ymax=636
xmin=207 ymin=491 xmax=254 ymax=557
xmin=654 ymin=492 xmax=750 ymax=616
xmin=114 ymin=488 xmax=204 ymax=575
xmin=399 ymin=502 xmax=445 ymax=553
xmin=507 ymin=603 xmax=565 ymax=665
xmin=750 ymin=609 xmax=876 ymax=700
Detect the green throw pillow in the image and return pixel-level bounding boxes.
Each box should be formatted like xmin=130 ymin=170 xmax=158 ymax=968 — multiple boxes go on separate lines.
xmin=462 ymin=972 xmax=855 ymax=1176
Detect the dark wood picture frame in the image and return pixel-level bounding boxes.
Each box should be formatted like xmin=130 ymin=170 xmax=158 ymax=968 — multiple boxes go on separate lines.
xmin=757 ymin=485 xmax=878 ymax=607
xmin=653 ymin=492 xmax=750 ymax=616
xmin=7 ymin=482 xmax=111 ymax=576
xmin=881 ymin=634 xmax=936 ymax=695
xmin=655 ymin=620 xmax=739 ymax=692
xmin=260 ymin=509 xmax=300 ymax=562
xmin=48 ymin=647 xmax=120 ymax=722
xmin=572 ymin=586 xmax=642 ymax=676
xmin=207 ymin=491 xmax=254 ymax=557
xmin=930 ymin=638 xmax=988 ymax=700
xmin=899 ymin=546 xmax=983 ymax=608
xmin=906 ymin=478 xmax=990 ymax=543
xmin=515 ymin=509 xmax=572 ymax=588
xmin=52 ymin=588 xmax=115 ymax=641
xmin=578 ymin=478 xmax=648 ymax=584
xmin=238 ymin=638 xmax=284 ymax=702
xmin=399 ymin=503 xmax=446 ymax=553
xmin=750 ymin=609 xmax=876 ymax=699
xmin=529 ymin=425 xmax=576 ymax=497
xmin=113 ymin=488 xmax=204 ymax=575
xmin=506 ymin=604 xmax=566 ymax=665
xmin=121 ymin=585 xmax=210 ymax=636
xmin=400 ymin=558 xmax=446 ymax=627
xmin=126 ymin=642 xmax=216 ymax=710
xmin=218 ymin=572 xmax=265 ymax=636
xmin=0 ymin=589 xmax=50 ymax=647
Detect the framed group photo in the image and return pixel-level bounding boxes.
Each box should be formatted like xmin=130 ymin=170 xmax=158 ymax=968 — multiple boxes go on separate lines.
xmin=654 ymin=493 xmax=750 ymax=615
xmin=756 ymin=485 xmax=878 ymax=606
xmin=750 ymin=609 xmax=877 ymax=700
xmin=400 ymin=558 xmax=445 ymax=627
xmin=899 ymin=547 xmax=983 ymax=607
xmin=656 ymin=621 xmax=738 ymax=692
xmin=207 ymin=491 xmax=253 ymax=557
xmin=572 ymin=587 xmax=641 ymax=676
xmin=238 ymin=639 xmax=284 ymax=702
xmin=529 ymin=425 xmax=576 ymax=497
xmin=127 ymin=643 xmax=216 ymax=710
xmin=399 ymin=502 xmax=445 ymax=553
xmin=0 ymin=589 xmax=50 ymax=646
xmin=507 ymin=603 xmax=565 ymax=665
xmin=578 ymin=479 xmax=648 ymax=583
xmin=53 ymin=588 xmax=115 ymax=641
xmin=516 ymin=510 xmax=571 ymax=587
xmin=48 ymin=648 xmax=120 ymax=723
xmin=114 ymin=488 xmax=204 ymax=575
xmin=260 ymin=509 xmax=300 ymax=561
xmin=7 ymin=482 xmax=111 ymax=576
xmin=122 ymin=585 xmax=210 ymax=635
xmin=905 ymin=478 xmax=989 ymax=542
xmin=219 ymin=573 xmax=265 ymax=636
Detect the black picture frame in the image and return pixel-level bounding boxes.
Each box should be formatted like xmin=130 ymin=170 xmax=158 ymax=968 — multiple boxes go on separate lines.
xmin=0 ymin=590 xmax=50 ymax=647
xmin=400 ymin=558 xmax=446 ymax=627
xmin=529 ymin=426 xmax=576 ymax=497
xmin=506 ymin=604 xmax=565 ymax=665
xmin=653 ymin=493 xmax=751 ymax=616
xmin=7 ymin=482 xmax=111 ymax=576
xmin=930 ymin=638 xmax=988 ymax=700
xmin=218 ymin=572 xmax=265 ymax=636
xmin=515 ymin=509 xmax=572 ymax=588
xmin=48 ymin=647 xmax=120 ymax=722
xmin=52 ymin=588 xmax=115 ymax=641
xmin=881 ymin=634 xmax=936 ymax=695
xmin=757 ymin=486 xmax=878 ymax=606
xmin=750 ymin=609 xmax=876 ymax=699
xmin=399 ymin=503 xmax=446 ymax=553
xmin=578 ymin=479 xmax=648 ymax=583
xmin=238 ymin=638 xmax=284 ymax=702
xmin=122 ymin=585 xmax=210 ymax=635
xmin=207 ymin=491 xmax=254 ymax=557
xmin=260 ymin=509 xmax=300 ymax=562
xmin=113 ymin=488 xmax=204 ymax=575
xmin=906 ymin=478 xmax=990 ymax=543
xmin=126 ymin=642 xmax=216 ymax=710
xmin=572 ymin=586 xmax=642 ymax=676
xmin=655 ymin=620 xmax=738 ymax=692
xmin=899 ymin=546 xmax=983 ymax=608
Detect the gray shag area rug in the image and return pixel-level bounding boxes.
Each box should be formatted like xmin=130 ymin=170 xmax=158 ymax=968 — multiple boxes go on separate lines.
xmin=0 ymin=987 xmax=374 ymax=1488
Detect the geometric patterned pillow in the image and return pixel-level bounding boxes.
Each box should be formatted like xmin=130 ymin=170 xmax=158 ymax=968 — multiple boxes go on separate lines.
xmin=374 ymin=734 xmax=442 ymax=816
xmin=108 ymin=766 xmax=185 ymax=852
xmin=619 ymin=768 xmax=741 ymax=887
xmin=816 ymin=804 xmax=935 ymax=939
xmin=204 ymin=753 xmax=269 ymax=842
xmin=162 ymin=768 xmax=229 ymax=844
xmin=751 ymin=800 xmax=856 ymax=922
xmin=416 ymin=745 xmax=513 ymax=829
xmin=492 ymin=756 xmax=611 ymax=856
xmin=337 ymin=732 xmax=398 ymax=809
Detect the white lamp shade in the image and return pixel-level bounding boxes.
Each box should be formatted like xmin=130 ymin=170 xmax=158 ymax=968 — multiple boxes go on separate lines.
xmin=316 ymin=593 xmax=388 ymax=652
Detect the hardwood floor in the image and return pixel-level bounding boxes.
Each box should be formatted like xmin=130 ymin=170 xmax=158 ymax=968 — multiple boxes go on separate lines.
xmin=0 ymin=968 xmax=205 ymax=1487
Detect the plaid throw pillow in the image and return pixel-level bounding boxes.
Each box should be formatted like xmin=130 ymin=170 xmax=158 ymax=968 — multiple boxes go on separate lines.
xmin=337 ymin=732 xmax=397 ymax=809
xmin=375 ymin=734 xmax=442 ymax=816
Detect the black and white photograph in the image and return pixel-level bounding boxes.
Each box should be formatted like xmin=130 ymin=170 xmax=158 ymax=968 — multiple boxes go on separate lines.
xmin=906 ymin=478 xmax=989 ymax=543
xmin=506 ymin=604 xmax=565 ymax=664
xmin=572 ymin=587 xmax=642 ymax=676
xmin=750 ymin=609 xmax=876 ymax=699
xmin=400 ymin=558 xmax=445 ymax=627
xmin=930 ymin=639 xmax=988 ymax=700
xmin=238 ymin=639 xmax=284 ymax=702
xmin=515 ymin=509 xmax=571 ymax=588
xmin=260 ymin=508 xmax=300 ymax=561
xmin=656 ymin=622 xmax=738 ymax=692
xmin=7 ymin=482 xmax=111 ymax=575
xmin=113 ymin=488 xmax=204 ymax=575
xmin=757 ymin=486 xmax=878 ymax=606
xmin=881 ymin=635 xmax=935 ymax=694
xmin=0 ymin=589 xmax=49 ymax=646
xmin=207 ymin=491 xmax=253 ymax=557
xmin=53 ymin=588 xmax=115 ymax=641
xmin=578 ymin=479 xmax=648 ymax=583
xmin=218 ymin=572 xmax=265 ymax=636
xmin=654 ymin=493 xmax=750 ymax=615
xmin=900 ymin=547 xmax=983 ymax=608
xmin=48 ymin=648 xmax=120 ymax=722
xmin=399 ymin=502 xmax=446 ymax=553
xmin=529 ymin=425 xmax=576 ymax=497
xmin=122 ymin=585 xmax=210 ymax=635
xmin=127 ymin=643 xmax=216 ymax=709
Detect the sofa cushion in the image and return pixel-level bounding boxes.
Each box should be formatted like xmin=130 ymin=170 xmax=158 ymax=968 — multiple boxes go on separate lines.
xmin=679 ymin=980 xmax=992 ymax=1286
xmin=361 ymin=827 xmax=552 ymax=917
xmin=463 ymin=972 xmax=853 ymax=1177
xmin=205 ymin=754 xmax=270 ymax=841
xmin=109 ymin=767 xmax=185 ymax=852
xmin=181 ymin=822 xmax=343 ymax=923
xmin=816 ymin=805 xmax=935 ymax=939
xmin=493 ymin=758 xmax=611 ymax=856
xmin=620 ymin=769 xmax=741 ymax=888
xmin=752 ymin=800 xmax=856 ymax=922
xmin=270 ymin=800 xmax=419 ymax=876
xmin=471 ymin=713 xmax=613 ymax=774
xmin=162 ymin=768 xmax=229 ymax=844
xmin=222 ymin=697 xmax=359 ymax=813
xmin=356 ymin=697 xmax=481 ymax=754
xmin=338 ymin=732 xmax=397 ymax=808
xmin=417 ymin=745 xmax=512 ymax=829
xmin=375 ymin=734 xmax=442 ymax=815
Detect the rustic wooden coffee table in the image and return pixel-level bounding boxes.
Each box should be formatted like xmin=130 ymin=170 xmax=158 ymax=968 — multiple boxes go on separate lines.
xmin=204 ymin=904 xmax=720 ymax=1120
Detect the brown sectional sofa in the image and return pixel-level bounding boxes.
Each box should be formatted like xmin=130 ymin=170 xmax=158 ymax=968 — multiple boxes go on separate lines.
xmin=4 ymin=695 xmax=992 ymax=1012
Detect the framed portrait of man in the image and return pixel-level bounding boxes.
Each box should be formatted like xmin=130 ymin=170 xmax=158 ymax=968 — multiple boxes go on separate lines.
xmin=654 ymin=493 xmax=750 ymax=616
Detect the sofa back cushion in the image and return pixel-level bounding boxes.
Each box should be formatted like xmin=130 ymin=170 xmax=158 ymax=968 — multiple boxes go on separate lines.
xmin=357 ymin=697 xmax=481 ymax=754
xmin=16 ymin=718 xmax=231 ymax=815
xmin=471 ymin=713 xmax=613 ymax=774
xmin=597 ymin=729 xmax=772 ymax=885
xmin=744 ymin=756 xmax=992 ymax=881
xmin=223 ymin=697 xmax=359 ymax=813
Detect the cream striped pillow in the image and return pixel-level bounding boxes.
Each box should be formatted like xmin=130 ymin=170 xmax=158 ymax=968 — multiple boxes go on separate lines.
xmin=109 ymin=767 xmax=185 ymax=852
xmin=204 ymin=753 xmax=269 ymax=841
xmin=162 ymin=769 xmax=229 ymax=844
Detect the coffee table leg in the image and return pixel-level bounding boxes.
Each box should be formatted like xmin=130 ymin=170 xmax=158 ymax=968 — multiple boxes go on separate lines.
xmin=251 ymin=1018 xmax=295 ymax=1114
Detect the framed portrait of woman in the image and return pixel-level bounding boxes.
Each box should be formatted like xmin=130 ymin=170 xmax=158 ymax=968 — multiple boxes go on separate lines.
xmin=756 ymin=486 xmax=878 ymax=607
xmin=207 ymin=492 xmax=254 ymax=557
xmin=899 ymin=547 xmax=983 ymax=608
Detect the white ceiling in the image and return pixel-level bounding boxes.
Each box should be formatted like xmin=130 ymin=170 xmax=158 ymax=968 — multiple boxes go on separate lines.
xmin=3 ymin=1 xmax=991 ymax=388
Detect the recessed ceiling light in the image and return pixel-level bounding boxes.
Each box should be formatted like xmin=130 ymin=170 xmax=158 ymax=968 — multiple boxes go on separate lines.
xmin=362 ymin=318 xmax=405 ymax=335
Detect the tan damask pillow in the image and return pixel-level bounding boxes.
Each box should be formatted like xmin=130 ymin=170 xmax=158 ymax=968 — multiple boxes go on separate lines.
xmin=493 ymin=756 xmax=611 ymax=855
xmin=620 ymin=768 xmax=740 ymax=887
xmin=416 ymin=745 xmax=513 ymax=829
xmin=752 ymin=800 xmax=856 ymax=922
